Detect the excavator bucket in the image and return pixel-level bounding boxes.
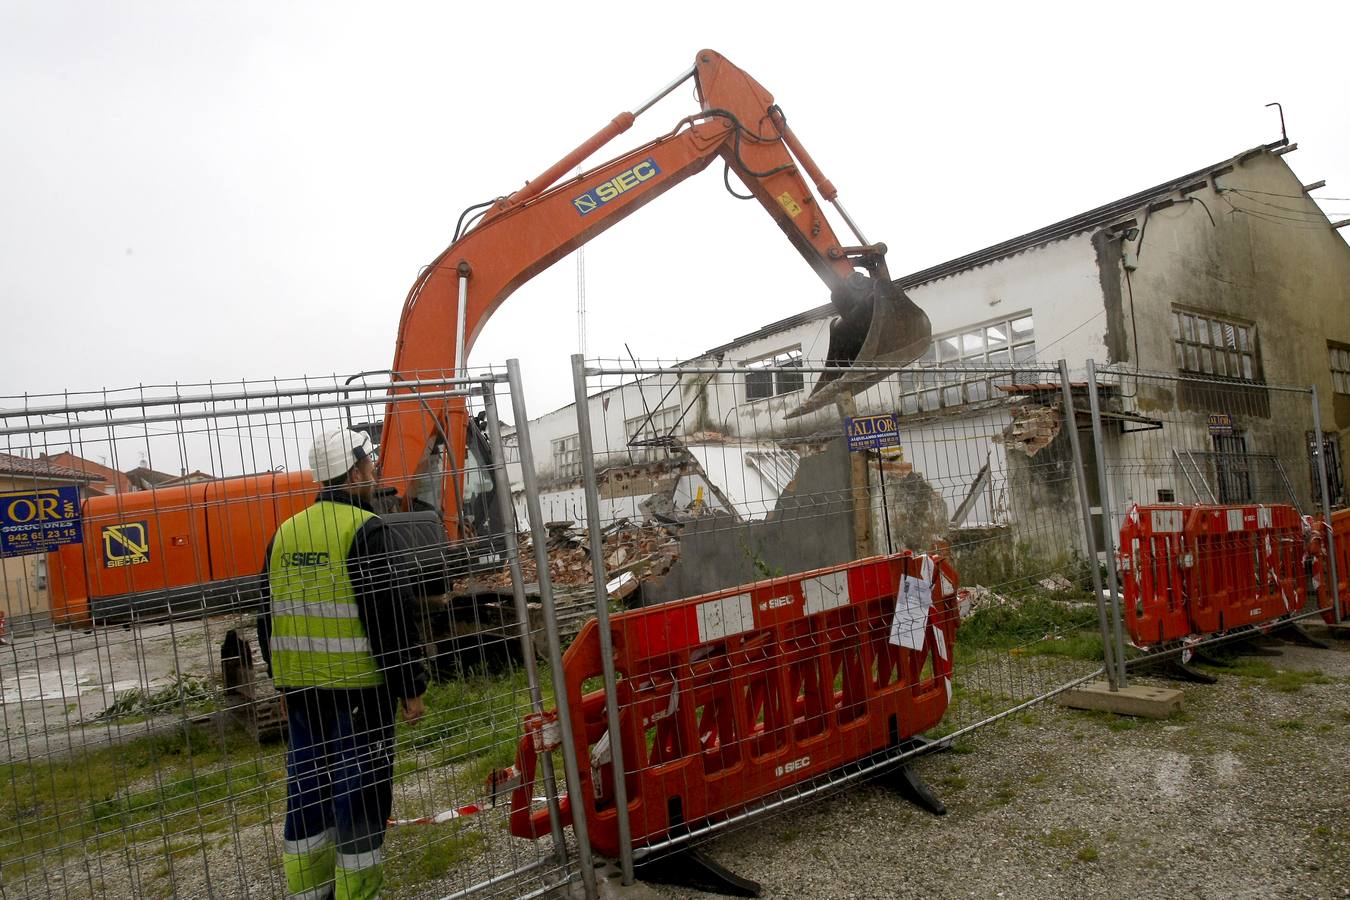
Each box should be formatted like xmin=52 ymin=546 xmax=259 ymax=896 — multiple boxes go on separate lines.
xmin=787 ymin=279 xmax=932 ymax=418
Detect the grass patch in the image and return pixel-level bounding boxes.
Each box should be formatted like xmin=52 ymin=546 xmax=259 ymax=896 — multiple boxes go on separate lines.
xmin=990 ymin=780 xmax=1018 ymax=806
xmin=1276 ymin=719 xmax=1306 ymax=731
xmin=955 ymin=593 xmax=1101 ymax=650
xmin=396 ymin=665 xmax=554 ymax=792
xmin=1197 ymin=655 xmax=1334 ymax=692
xmin=383 ymin=824 xmax=485 ymax=895
xmin=3 ymin=663 xmax=558 ymax=879
xmin=1076 ymin=844 xmax=1100 ymax=863
xmin=1076 ymin=710 xmax=1142 ymax=732
xmin=1040 ymin=827 xmax=1087 ymax=849
xmin=0 ymin=724 xmax=284 ymax=878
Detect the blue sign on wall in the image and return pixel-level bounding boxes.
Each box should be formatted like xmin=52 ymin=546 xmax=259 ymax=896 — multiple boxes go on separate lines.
xmin=845 ymin=414 xmax=901 ymax=453
xmin=0 ymin=486 xmax=83 ymax=557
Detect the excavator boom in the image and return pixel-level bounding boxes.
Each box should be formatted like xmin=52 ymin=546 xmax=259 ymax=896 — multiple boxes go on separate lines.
xmin=383 ymin=49 xmax=930 ymax=530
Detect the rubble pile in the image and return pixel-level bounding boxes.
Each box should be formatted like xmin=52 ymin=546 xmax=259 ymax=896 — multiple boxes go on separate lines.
xmin=958 ymin=585 xmax=1015 ymax=618
xmin=461 ymin=519 xmax=681 ymax=595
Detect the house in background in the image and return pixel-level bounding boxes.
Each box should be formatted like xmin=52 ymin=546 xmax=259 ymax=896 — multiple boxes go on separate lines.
xmin=124 ymin=465 xmax=181 ymax=492
xmin=514 ymin=142 xmax=1350 ymax=597
xmin=38 ymin=452 xmax=134 ymax=496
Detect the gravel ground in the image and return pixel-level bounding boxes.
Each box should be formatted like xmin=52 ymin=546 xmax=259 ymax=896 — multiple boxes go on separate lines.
xmin=643 ymin=633 xmax=1350 ymax=899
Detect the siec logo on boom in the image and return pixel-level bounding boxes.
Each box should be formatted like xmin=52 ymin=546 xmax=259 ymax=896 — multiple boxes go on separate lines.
xmin=572 ymin=158 xmax=661 ymax=216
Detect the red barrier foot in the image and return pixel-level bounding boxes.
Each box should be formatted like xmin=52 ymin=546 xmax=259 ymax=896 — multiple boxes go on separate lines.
xmin=886 ymin=763 xmax=947 ymax=816
xmin=879 ymin=737 xmax=947 ymax=816
xmin=1158 ymin=657 xmax=1220 ymax=684
xmin=635 ymin=847 xmax=762 ymax=898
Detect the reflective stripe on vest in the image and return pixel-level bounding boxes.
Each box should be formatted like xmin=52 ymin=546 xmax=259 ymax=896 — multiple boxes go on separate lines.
xmin=269 ymin=501 xmax=383 ymax=689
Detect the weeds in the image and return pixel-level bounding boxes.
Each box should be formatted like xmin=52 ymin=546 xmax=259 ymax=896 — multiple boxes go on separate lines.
xmin=958 ymin=597 xmax=1100 ymax=653
xmin=97 ymin=676 xmax=215 ymax=721
xmin=1197 ymin=656 xmax=1335 ymax=692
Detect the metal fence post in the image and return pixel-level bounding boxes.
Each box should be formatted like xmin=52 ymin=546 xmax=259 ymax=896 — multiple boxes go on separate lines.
xmin=506 ymin=359 xmax=599 ymax=900
xmin=570 ymin=354 xmax=636 ymax=885
xmin=481 ymin=383 xmax=569 ymax=862
xmin=1057 ymin=359 xmax=1119 ymax=689
xmin=1085 ymin=359 xmax=1129 ymax=689
xmin=1310 ymin=384 xmax=1342 ymax=623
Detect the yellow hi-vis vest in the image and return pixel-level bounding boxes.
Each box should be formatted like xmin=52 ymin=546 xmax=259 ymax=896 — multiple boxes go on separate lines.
xmin=268 ymin=501 xmax=384 ymax=689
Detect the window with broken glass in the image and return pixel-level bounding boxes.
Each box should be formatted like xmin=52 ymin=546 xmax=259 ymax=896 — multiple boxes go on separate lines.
xmin=552 ymin=434 xmax=581 ymax=479
xmin=626 ymin=406 xmax=682 ymax=461
xmin=1173 ymin=309 xmax=1260 ymax=381
xmin=743 ymin=347 xmax=805 ymax=401
xmin=898 ymin=314 xmax=1036 ymax=415
xmin=1329 ymin=343 xmax=1350 ymax=395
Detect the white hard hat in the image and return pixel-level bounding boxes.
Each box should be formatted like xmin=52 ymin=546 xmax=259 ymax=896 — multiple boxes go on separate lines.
xmin=309 ymin=429 xmax=375 ymax=483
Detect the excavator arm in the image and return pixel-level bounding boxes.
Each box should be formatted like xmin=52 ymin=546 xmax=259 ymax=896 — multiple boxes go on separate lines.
xmin=381 ymin=49 xmax=930 ymax=532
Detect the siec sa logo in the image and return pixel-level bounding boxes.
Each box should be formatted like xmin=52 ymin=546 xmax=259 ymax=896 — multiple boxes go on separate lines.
xmin=759 ymin=595 xmax=794 ymax=612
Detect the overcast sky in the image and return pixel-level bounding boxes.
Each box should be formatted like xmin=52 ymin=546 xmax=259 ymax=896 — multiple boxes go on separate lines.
xmin=4 ymin=0 xmax=1348 ymax=432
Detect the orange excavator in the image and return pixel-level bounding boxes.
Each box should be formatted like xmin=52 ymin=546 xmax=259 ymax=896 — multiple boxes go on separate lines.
xmin=48 ymin=49 xmax=929 ymax=631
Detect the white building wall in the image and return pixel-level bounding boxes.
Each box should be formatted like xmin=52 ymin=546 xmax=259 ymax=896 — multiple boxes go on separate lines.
xmin=513 ymin=230 xmax=1112 ymax=529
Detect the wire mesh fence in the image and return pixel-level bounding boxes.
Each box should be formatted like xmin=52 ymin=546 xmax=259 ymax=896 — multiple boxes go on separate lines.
xmin=538 ymin=355 xmax=1113 ymax=875
xmin=1084 ymin=363 xmax=1344 ymax=681
xmin=0 ymin=367 xmax=580 ymax=899
xmin=2 ymin=353 xmax=1343 ymax=898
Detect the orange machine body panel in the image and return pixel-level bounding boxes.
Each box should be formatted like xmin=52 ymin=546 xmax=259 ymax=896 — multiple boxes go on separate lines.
xmin=47 ymin=470 xmax=320 ymax=626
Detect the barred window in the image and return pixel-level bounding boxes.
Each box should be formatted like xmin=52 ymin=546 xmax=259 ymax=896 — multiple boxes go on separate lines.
xmin=899 ymin=314 xmax=1035 ymax=415
xmin=1173 ymin=310 xmax=1260 ymax=381
xmin=552 ymin=434 xmax=580 ymax=479
xmin=743 ymin=348 xmax=804 ymax=401
xmin=1330 ymin=343 xmax=1350 ymax=395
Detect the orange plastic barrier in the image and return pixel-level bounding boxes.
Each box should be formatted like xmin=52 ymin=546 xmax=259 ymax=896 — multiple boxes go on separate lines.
xmin=1119 ymin=503 xmax=1308 ymax=648
xmin=1118 ymin=506 xmax=1193 ymax=647
xmin=1186 ymin=504 xmax=1306 ymax=635
xmin=1314 ymin=508 xmax=1350 ymax=624
xmin=507 ymin=551 xmax=959 ymax=857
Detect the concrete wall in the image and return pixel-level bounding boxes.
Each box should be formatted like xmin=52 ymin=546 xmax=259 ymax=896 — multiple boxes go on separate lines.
xmin=643 ymin=438 xmax=856 ymax=603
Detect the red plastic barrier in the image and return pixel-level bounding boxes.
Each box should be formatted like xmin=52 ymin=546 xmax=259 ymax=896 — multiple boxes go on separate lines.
xmin=1119 ymin=503 xmax=1308 ymax=648
xmin=1315 ymin=508 xmax=1350 ymax=624
xmin=1118 ymin=505 xmax=1193 ymax=647
xmin=508 ymin=551 xmax=959 ymax=857
xmin=1186 ymin=504 xmax=1306 ymax=635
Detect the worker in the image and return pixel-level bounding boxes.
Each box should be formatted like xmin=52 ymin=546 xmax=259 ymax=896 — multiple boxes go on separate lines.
xmin=258 ymin=427 xmax=428 ymax=900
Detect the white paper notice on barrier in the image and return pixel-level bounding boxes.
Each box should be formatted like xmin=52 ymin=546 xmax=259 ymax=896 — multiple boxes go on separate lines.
xmin=889 ymin=555 xmax=935 ymax=651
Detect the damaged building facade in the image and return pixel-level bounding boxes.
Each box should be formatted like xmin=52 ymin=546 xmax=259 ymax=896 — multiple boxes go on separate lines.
xmin=511 ymin=143 xmax=1350 ymax=597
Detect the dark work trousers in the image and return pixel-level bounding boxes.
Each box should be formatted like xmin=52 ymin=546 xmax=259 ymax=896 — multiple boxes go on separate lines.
xmin=282 ymin=687 xmax=396 ymax=900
